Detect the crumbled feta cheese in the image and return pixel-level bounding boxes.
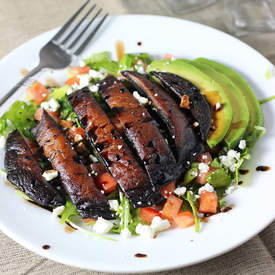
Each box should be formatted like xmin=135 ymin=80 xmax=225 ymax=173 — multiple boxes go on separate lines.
xmin=219 ymin=155 xmax=234 ymax=169
xmin=72 ymin=82 xmax=79 ymax=89
xmin=66 ymin=87 xmax=73 ymax=95
xmin=133 ymin=91 xmax=148 ymax=105
xmin=190 ymin=170 xmax=198 ymax=177
xmin=51 ymin=205 xmax=65 ymax=218
xmin=89 ymin=154 xmax=98 ymax=163
xmin=239 ymin=139 xmax=246 ymax=150
xmin=174 ymin=186 xmax=187 ymax=196
xmin=109 ymin=200 xmax=119 ymax=211
xmin=193 ymin=121 xmax=199 ymax=127
xmin=198 ymin=183 xmax=215 ymax=195
xmin=215 ymin=102 xmax=221 ymax=110
xmin=42 ymin=170 xmax=58 ymax=181
xmin=0 ymin=135 xmax=6 ymax=149
xmin=136 ymin=223 xmax=155 ymax=239
xmin=117 ymin=145 xmax=122 ymax=149
xmin=74 ymin=134 xmax=83 ymax=143
xmin=89 ymin=69 xmax=105 ymax=79
xmin=93 ymin=217 xmax=113 ymax=234
xmin=227 ymin=150 xmax=240 ymax=161
xmin=198 ymin=163 xmax=209 ymax=173
xmin=89 ymin=84 xmax=99 ymax=93
xmin=225 ymin=185 xmax=236 ymax=195
xmin=120 ymin=228 xmax=132 ymax=238
xmin=40 ymin=98 xmax=60 ymax=112
xmin=78 ymin=74 xmax=90 ymax=89
xmin=150 ymin=216 xmax=170 ymax=232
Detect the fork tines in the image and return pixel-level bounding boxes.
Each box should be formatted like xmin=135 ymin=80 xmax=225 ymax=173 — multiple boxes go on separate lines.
xmin=52 ymin=0 xmax=109 ymax=56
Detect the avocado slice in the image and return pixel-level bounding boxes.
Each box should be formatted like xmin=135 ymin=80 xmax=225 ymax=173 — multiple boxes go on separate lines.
xmin=191 ymin=60 xmax=250 ymax=149
xmin=147 ymin=59 xmax=232 ymax=148
xmin=196 ymin=58 xmax=264 ymax=148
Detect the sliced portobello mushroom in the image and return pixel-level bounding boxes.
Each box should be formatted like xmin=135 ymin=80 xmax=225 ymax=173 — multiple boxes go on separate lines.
xmin=98 ymin=76 xmax=179 ymax=190
xmin=150 ymin=71 xmax=211 ymax=141
xmin=4 ymin=130 xmax=65 ymax=207
xmin=121 ymin=71 xmax=204 ymax=168
xmin=68 ymin=88 xmax=163 ymax=207
xmin=32 ymin=111 xmax=113 ymax=219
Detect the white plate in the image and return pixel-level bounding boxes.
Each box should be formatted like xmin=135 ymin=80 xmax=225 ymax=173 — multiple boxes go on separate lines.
xmin=0 ymin=15 xmax=274 ymax=273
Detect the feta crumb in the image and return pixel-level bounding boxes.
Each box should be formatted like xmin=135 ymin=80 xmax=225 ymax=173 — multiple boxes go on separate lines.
xmin=198 ymin=183 xmax=215 ymax=195
xmin=227 ymin=150 xmax=240 ymax=161
xmin=93 ymin=217 xmax=113 ymax=234
xmin=193 ymin=121 xmax=199 ymax=127
xmin=215 ymin=102 xmax=221 ymax=110
xmin=150 ymin=216 xmax=170 ymax=232
xmin=225 ymin=185 xmax=236 ymax=195
xmin=190 ymin=170 xmax=198 ymax=177
xmin=51 ymin=205 xmax=65 ymax=218
xmin=0 ymin=135 xmax=6 ymax=148
xmin=198 ymin=163 xmax=209 ymax=173
xmin=117 ymin=145 xmax=122 ymax=149
xmin=136 ymin=223 xmax=155 ymax=239
xmin=78 ymin=74 xmax=90 ymax=89
xmin=174 ymin=186 xmax=187 ymax=196
xmin=109 ymin=200 xmax=119 ymax=211
xmin=74 ymin=134 xmax=83 ymax=143
xmin=40 ymin=98 xmax=60 ymax=112
xmin=72 ymin=82 xmax=79 ymax=90
xmin=89 ymin=69 xmax=105 ymax=79
xmin=120 ymin=228 xmax=132 ymax=238
xmin=42 ymin=169 xmax=58 ymax=181
xmin=89 ymin=154 xmax=98 ymax=163
xmin=238 ymin=139 xmax=246 ymax=150
xmin=133 ymin=91 xmax=148 ymax=105
xmin=66 ymin=87 xmax=73 ymax=95
xmin=89 ymin=84 xmax=99 ymax=93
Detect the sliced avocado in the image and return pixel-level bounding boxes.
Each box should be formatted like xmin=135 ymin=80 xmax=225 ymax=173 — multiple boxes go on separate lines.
xmin=147 ymin=59 xmax=233 ymax=148
xmin=196 ymin=58 xmax=264 ymax=148
xmin=191 ymin=60 xmax=250 ymax=149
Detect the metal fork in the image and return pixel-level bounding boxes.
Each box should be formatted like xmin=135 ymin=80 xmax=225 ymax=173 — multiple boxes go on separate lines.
xmin=0 ymin=0 xmax=108 ymax=107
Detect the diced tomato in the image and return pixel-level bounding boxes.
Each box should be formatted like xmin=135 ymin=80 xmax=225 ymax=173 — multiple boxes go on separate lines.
xmin=96 ymin=173 xmax=117 ymax=194
xmin=160 ymin=181 xmax=176 ymax=198
xmin=161 ymin=195 xmax=183 ymax=219
xmin=65 ymin=75 xmax=80 ymax=86
xmin=34 ymin=108 xmax=59 ymax=121
xmin=139 ymin=207 xmax=161 ymax=224
xmin=164 ymin=53 xmax=176 ymax=60
xmin=83 ymin=218 xmax=96 ymax=223
xmin=173 ymin=211 xmax=195 ymax=229
xmin=71 ymin=66 xmax=90 ymax=75
xmin=196 ymin=167 xmax=217 ymax=185
xmin=199 ymin=191 xmax=218 ymax=214
xmin=26 ymin=81 xmax=49 ymax=105
xmin=197 ymin=152 xmax=212 ymax=164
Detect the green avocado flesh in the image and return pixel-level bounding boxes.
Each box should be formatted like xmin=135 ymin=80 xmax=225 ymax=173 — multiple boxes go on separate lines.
xmin=191 ymin=60 xmax=250 ymax=149
xmin=196 ymin=58 xmax=264 ymax=148
xmin=147 ymin=59 xmax=233 ymax=148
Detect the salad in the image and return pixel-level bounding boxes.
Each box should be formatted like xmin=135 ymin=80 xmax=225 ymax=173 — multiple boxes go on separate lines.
xmin=0 ymin=51 xmax=269 ymax=240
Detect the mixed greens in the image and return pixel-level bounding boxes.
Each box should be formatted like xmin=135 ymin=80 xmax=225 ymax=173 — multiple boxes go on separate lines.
xmin=0 ymin=50 xmax=271 ymax=240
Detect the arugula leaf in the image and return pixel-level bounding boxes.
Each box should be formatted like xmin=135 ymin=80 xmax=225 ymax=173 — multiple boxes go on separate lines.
xmin=84 ymin=52 xmax=119 ymax=76
xmin=119 ymin=53 xmax=152 ymax=71
xmin=51 ymin=86 xmax=69 ymax=100
xmin=58 ymin=96 xmax=80 ymax=127
xmin=182 ymin=191 xmax=200 ymax=233
xmin=112 ymin=192 xmax=141 ymax=234
xmin=0 ymin=101 xmax=37 ymax=138
xmin=60 ymin=200 xmax=79 ymax=224
xmin=182 ymin=167 xmax=198 ymax=185
xmin=259 ymin=95 xmax=275 ymax=104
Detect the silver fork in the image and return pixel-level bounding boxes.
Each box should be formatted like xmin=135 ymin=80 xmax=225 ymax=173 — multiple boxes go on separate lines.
xmin=0 ymin=0 xmax=108 ymax=107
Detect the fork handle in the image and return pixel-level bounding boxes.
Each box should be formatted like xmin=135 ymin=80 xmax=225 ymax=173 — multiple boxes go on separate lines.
xmin=0 ymin=65 xmax=44 ymax=108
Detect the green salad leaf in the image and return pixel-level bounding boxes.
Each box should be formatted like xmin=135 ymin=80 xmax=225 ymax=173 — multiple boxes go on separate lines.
xmin=0 ymin=101 xmax=37 ymax=138
xmin=51 ymin=86 xmax=69 ymax=100
xmin=84 ymin=52 xmax=119 ymax=76
xmin=60 ymin=200 xmax=79 ymax=224
xmin=207 ymin=168 xmax=232 ymax=187
xmin=119 ymin=53 xmax=152 ymax=71
xmin=58 ymin=96 xmax=80 ymax=127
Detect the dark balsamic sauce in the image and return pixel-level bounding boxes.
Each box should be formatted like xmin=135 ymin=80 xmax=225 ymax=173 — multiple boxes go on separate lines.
xmin=239 ymin=169 xmax=249 ymax=175
xmin=220 ymin=206 xmax=232 ymax=213
xmin=256 ymin=166 xmax=271 ymax=172
xmin=137 ymin=41 xmax=142 ymax=46
xmin=42 ymin=245 xmax=50 ymax=250
xmin=135 ymin=253 xmax=147 ymax=258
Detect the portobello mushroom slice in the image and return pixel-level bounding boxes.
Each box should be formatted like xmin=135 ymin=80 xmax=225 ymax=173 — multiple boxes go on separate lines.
xmin=98 ymin=76 xmax=179 ymax=189
xmin=150 ymin=72 xmax=211 ymax=141
xmin=68 ymin=88 xmax=163 ymax=207
xmin=4 ymin=130 xmax=65 ymax=207
xmin=122 ymin=71 xmax=204 ymax=167
xmin=32 ymin=111 xmax=113 ymax=219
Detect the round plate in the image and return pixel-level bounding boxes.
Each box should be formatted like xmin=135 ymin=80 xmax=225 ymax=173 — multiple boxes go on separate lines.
xmin=0 ymin=15 xmax=274 ymax=273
